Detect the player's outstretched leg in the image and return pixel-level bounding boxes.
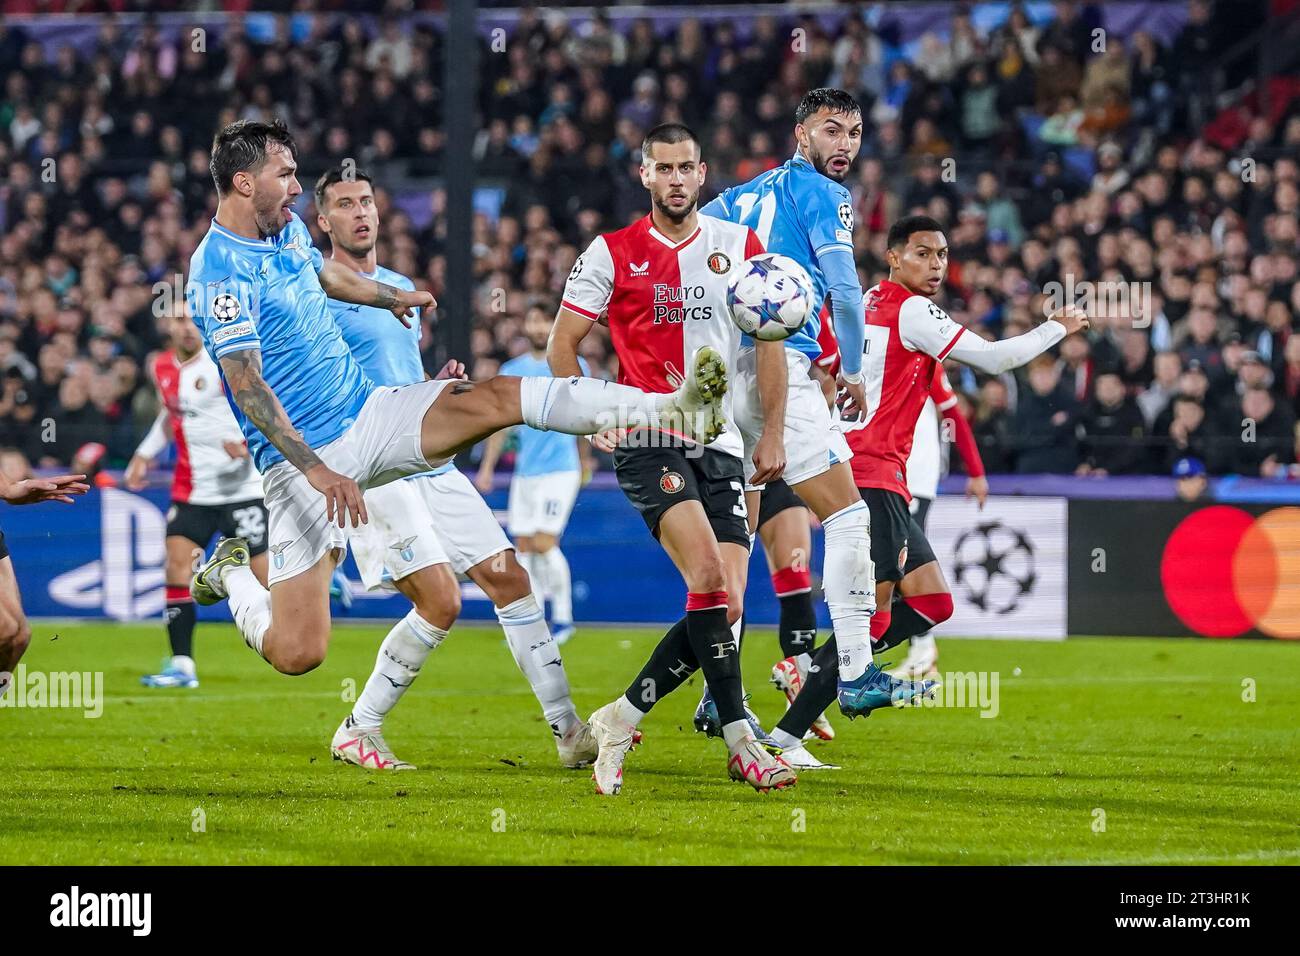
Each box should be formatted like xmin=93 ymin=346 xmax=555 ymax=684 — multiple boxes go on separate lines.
xmin=192 ymin=536 xmax=336 ymax=675
xmin=418 ymin=346 xmax=729 ymax=467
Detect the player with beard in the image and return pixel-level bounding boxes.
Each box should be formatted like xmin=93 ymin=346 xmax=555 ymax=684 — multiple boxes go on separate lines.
xmin=476 ymin=302 xmax=594 ymax=645
xmin=700 ymin=90 xmax=938 ymax=771
xmin=313 ymin=166 xmax=596 ymax=771
xmin=549 ymin=123 xmax=795 ymax=795
xmin=186 ymin=120 xmax=729 ymax=690
xmin=128 ymin=305 xmax=270 ymax=690
xmin=768 ymin=215 xmax=1090 ymax=754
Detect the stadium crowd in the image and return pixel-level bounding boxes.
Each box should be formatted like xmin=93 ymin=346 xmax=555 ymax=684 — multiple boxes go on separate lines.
xmin=1 ymin=1 xmax=1299 ymax=480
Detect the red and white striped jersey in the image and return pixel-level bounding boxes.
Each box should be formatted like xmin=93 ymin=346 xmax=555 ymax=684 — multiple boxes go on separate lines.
xmin=561 ymin=213 xmax=764 ymax=457
xmin=841 ymin=279 xmax=966 ymax=500
xmin=139 ymin=349 xmax=264 ymax=505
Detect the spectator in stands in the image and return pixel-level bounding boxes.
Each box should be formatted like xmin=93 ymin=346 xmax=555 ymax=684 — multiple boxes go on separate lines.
xmin=973 ymin=376 xmax=1015 ymax=473
xmin=1162 ymin=393 xmax=1215 ymax=475
xmin=1138 ymin=350 xmax=1183 ymax=428
xmin=1173 ymin=455 xmax=1209 ymax=502
xmin=1078 ymin=371 xmax=1148 ymax=475
xmin=0 ymin=5 xmax=1293 ymax=486
xmin=1013 ymin=356 xmax=1080 ymax=473
xmin=1223 ymin=386 xmax=1296 ymax=477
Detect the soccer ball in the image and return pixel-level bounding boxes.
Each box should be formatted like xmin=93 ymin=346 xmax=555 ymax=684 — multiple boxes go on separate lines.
xmin=726 ymin=253 xmax=815 ymax=341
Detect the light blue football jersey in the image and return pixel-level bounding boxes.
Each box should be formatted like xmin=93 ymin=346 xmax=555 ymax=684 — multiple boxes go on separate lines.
xmin=701 ymin=152 xmax=856 ymax=362
xmin=188 ymin=214 xmax=374 ymax=472
xmin=499 ymin=352 xmax=586 ymax=476
xmin=327 ymin=263 xmax=452 ymax=477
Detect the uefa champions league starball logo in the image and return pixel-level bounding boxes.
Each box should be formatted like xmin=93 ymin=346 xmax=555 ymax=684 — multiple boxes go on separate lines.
xmin=951 ymin=521 xmax=1037 ymax=614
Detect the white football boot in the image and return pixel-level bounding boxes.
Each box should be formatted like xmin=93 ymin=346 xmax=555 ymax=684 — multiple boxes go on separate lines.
xmin=775 ymin=743 xmax=841 ymax=771
xmin=890 ymin=634 xmax=939 ymax=679
xmin=727 ymin=735 xmax=797 ymax=792
xmin=771 ymin=656 xmax=835 ymax=741
xmin=588 ymin=701 xmax=644 ymax=796
xmin=556 ymin=720 xmax=599 ymax=769
xmin=657 ymin=346 xmax=728 ymax=445
xmin=330 ymin=715 xmax=416 ymax=771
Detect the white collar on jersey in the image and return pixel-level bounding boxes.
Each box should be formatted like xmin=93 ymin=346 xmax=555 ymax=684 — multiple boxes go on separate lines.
xmin=209 ymin=219 xmax=274 ymax=249
xmin=647 ymin=221 xmax=701 ymax=250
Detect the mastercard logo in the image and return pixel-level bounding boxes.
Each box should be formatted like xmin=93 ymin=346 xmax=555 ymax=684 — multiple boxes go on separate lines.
xmin=1161 ymin=506 xmax=1300 ymax=639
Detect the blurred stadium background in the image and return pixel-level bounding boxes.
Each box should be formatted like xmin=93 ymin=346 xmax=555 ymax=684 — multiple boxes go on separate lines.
xmin=3 ymin=0 xmax=1300 ymax=640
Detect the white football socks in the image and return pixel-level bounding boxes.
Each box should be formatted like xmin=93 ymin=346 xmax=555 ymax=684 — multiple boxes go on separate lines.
xmin=496 ymin=595 xmax=579 ymax=736
xmin=821 ymin=500 xmax=877 ymax=682
xmin=519 ymin=375 xmax=665 ymax=436
xmin=770 ymin=728 xmax=802 ymax=751
xmin=613 ymin=694 xmax=647 ymax=725
xmin=721 ymin=720 xmax=751 ymax=749
xmin=537 ymin=546 xmax=573 ymax=625
xmin=222 ymin=565 xmax=272 ymax=658
xmin=351 ymin=609 xmax=447 ymax=728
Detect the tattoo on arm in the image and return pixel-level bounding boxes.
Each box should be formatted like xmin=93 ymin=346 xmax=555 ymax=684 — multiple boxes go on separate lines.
xmin=371 ymin=282 xmax=402 ymax=311
xmin=219 ymin=349 xmax=322 ymax=473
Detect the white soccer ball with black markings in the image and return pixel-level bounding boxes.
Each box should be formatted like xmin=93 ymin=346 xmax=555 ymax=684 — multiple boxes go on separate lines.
xmin=726 ymin=253 xmax=815 ymax=341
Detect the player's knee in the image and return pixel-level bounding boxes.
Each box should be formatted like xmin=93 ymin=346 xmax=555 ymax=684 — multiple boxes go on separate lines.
xmin=906 ymin=592 xmax=954 ymax=626
xmin=0 ymin=612 xmax=30 ymax=658
xmin=405 ymin=569 xmax=460 ymax=629
xmin=725 ymin=589 xmax=744 ymax=626
xmin=489 ymin=559 xmax=533 ymax=605
xmin=684 ymin=555 xmax=727 ymax=596
xmin=273 ymin=645 xmax=325 ymax=676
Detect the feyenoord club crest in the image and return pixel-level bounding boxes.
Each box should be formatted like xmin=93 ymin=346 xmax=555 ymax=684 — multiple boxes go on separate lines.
xmin=707 ymin=252 xmax=731 ymax=275
xmin=660 ymin=469 xmax=686 ymax=494
xmin=194 ymin=376 xmax=205 ymax=391
xmin=898 ymin=545 xmax=909 ymax=570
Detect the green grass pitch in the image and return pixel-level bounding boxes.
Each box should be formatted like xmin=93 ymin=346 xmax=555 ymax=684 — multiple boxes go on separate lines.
xmin=3 ymin=620 xmax=1298 ymax=865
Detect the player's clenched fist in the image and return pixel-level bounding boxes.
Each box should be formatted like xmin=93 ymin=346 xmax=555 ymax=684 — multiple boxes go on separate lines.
xmin=306 ymin=464 xmax=368 ymax=528
xmin=1050 ymin=303 xmax=1090 ymax=336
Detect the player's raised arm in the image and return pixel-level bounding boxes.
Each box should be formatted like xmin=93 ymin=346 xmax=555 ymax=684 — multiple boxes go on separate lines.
xmin=316 ymin=258 xmax=434 ymax=328
xmin=217 ymin=347 xmax=366 ymax=528
xmin=901 ymin=299 xmax=1088 ymax=375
